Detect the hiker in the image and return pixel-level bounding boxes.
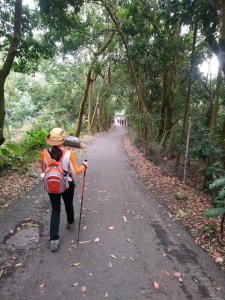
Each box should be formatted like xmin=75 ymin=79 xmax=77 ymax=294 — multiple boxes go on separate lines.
xmin=40 ymin=128 xmax=88 ymax=252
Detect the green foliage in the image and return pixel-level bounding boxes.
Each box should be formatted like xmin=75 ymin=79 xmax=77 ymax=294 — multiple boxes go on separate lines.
xmin=0 ymin=142 xmax=24 ymax=171
xmin=0 ymin=130 xmax=47 ymax=173
xmin=23 ymin=130 xmax=47 ymax=150
xmin=203 ymin=207 xmax=225 ymax=218
xmin=202 ymin=176 xmax=225 ymax=218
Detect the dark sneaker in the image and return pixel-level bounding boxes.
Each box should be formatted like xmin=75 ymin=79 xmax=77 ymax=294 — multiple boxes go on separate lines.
xmin=66 ymin=222 xmax=75 ymax=230
xmin=51 ymin=239 xmax=59 ymax=252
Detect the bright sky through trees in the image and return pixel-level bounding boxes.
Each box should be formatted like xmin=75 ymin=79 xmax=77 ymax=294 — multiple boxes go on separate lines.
xmin=199 ymin=55 xmax=219 ymax=77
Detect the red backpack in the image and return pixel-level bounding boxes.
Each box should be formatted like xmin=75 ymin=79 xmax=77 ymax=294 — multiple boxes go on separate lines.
xmin=43 ymin=150 xmax=69 ymax=194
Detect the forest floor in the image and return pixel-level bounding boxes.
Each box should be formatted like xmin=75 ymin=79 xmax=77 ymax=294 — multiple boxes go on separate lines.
xmin=0 ymin=130 xmax=224 ymax=273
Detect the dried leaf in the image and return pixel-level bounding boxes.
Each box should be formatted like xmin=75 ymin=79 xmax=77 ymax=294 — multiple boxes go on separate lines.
xmin=215 ymin=286 xmax=222 ymax=292
xmin=153 ymin=282 xmax=160 ymax=289
xmin=72 ymin=282 xmax=78 ymax=287
xmin=81 ymin=285 xmax=87 ymax=293
xmin=79 ymin=240 xmax=92 ymax=244
xmin=174 ymin=272 xmax=182 ymax=278
xmin=70 ymin=262 xmax=80 ymax=267
xmin=15 ymin=263 xmax=22 ymax=267
xmin=111 ymin=254 xmax=116 ymax=259
xmin=162 ymin=271 xmax=170 ymax=276
xmin=215 ymin=257 xmax=224 ymax=263
xmin=39 ymin=283 xmax=45 ymax=288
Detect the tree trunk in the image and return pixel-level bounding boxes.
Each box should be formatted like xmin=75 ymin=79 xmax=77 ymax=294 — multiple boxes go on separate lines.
xmin=158 ymin=65 xmax=174 ymax=144
xmin=0 ymin=78 xmax=5 ymax=145
xmin=75 ymin=32 xmax=115 ymax=137
xmin=0 ymin=0 xmax=22 ymax=145
xmin=75 ymin=69 xmax=92 ymax=137
xmin=100 ymin=0 xmax=147 ymax=114
xmin=181 ymin=21 xmax=198 ymax=143
xmin=87 ymin=80 xmax=94 ymax=135
xmin=209 ymin=66 xmax=223 ymax=141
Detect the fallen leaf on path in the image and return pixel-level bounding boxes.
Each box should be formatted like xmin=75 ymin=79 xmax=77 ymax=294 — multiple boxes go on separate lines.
xmin=70 ymin=262 xmax=80 ymax=267
xmin=72 ymin=282 xmax=78 ymax=287
xmin=174 ymin=272 xmax=182 ymax=278
xmin=81 ymin=285 xmax=87 ymax=293
xmin=39 ymin=283 xmax=45 ymax=288
xmin=109 ymin=226 xmax=114 ymax=230
xmin=215 ymin=286 xmax=222 ymax=292
xmin=215 ymin=257 xmax=224 ymax=263
xmin=79 ymin=240 xmax=92 ymax=244
xmin=111 ymin=255 xmax=116 ymax=259
xmin=94 ymin=237 xmax=100 ymax=243
xmin=153 ymin=282 xmax=160 ymax=289
xmin=123 ymin=216 xmax=127 ymax=222
xmin=15 ymin=263 xmax=22 ymax=267
xmin=162 ymin=271 xmax=170 ymax=276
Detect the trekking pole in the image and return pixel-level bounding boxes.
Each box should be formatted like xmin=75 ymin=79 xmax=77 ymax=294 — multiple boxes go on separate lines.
xmin=77 ymin=161 xmax=87 ymax=243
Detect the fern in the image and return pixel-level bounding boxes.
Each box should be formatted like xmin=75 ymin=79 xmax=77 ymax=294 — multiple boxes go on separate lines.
xmin=203 ymin=208 xmax=225 ymax=218
xmin=209 ymin=177 xmax=225 ymax=190
xmin=203 ymin=176 xmax=225 ymax=219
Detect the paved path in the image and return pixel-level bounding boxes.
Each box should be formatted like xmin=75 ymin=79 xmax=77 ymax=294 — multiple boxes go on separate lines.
xmin=0 ymin=125 xmax=225 ymax=300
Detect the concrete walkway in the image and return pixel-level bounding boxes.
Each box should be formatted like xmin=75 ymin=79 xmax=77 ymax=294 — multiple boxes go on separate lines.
xmin=0 ymin=125 xmax=225 ymax=300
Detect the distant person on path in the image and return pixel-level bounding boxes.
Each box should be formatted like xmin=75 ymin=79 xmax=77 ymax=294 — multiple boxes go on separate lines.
xmin=40 ymin=128 xmax=88 ymax=252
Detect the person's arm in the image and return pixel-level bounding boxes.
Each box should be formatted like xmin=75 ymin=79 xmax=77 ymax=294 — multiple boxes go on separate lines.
xmin=40 ymin=150 xmax=46 ymax=172
xmin=69 ymin=151 xmax=86 ymax=180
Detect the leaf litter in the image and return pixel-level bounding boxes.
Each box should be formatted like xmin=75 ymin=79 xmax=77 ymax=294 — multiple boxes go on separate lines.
xmin=123 ymin=137 xmax=225 ymax=271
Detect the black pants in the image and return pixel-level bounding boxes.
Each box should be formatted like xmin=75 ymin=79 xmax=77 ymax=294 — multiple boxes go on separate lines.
xmin=49 ymin=181 xmax=75 ymax=241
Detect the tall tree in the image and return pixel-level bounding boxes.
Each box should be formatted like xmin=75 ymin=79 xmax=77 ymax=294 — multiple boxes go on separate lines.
xmin=0 ymin=0 xmax=22 ymax=145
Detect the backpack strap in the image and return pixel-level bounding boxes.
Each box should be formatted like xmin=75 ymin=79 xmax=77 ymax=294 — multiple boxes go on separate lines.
xmin=45 ymin=147 xmax=69 ymax=174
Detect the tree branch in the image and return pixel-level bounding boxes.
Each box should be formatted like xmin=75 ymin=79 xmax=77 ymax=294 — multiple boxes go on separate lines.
xmin=1 ymin=0 xmax=22 ymax=80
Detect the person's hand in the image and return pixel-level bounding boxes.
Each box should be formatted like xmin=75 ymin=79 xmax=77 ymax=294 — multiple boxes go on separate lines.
xmin=82 ymin=160 xmax=88 ymax=169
